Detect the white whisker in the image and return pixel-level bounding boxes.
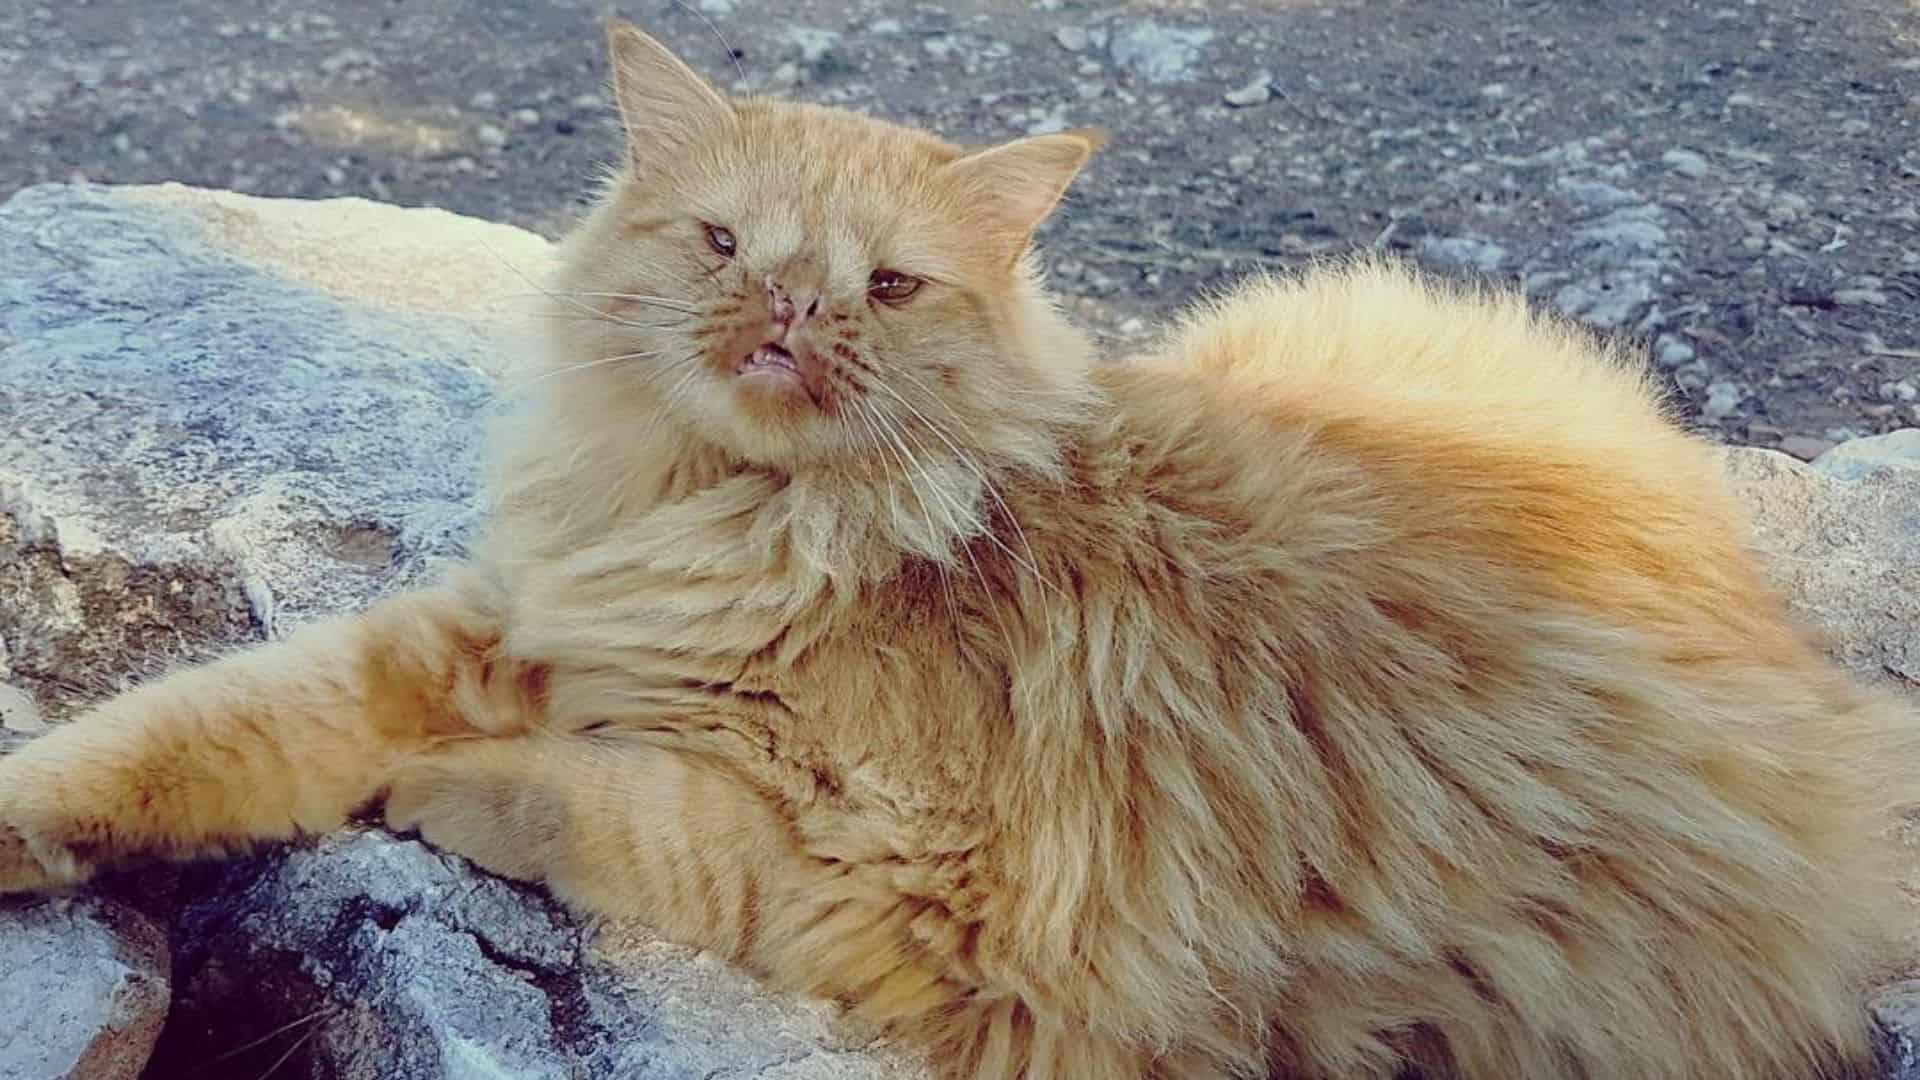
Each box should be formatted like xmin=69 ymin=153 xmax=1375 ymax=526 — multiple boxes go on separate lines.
xmin=504 ymin=349 xmax=670 ymax=391
xmin=492 ymin=289 xmax=697 ymax=314
xmin=472 ymin=237 xmax=685 ymax=333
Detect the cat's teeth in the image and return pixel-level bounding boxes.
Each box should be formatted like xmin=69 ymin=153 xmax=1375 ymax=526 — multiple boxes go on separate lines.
xmin=741 ymin=344 xmax=799 ymax=375
xmin=735 ymin=345 xmax=811 ymax=402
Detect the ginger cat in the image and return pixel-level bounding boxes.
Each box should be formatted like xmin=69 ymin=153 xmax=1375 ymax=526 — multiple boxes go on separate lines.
xmin=1 ymin=19 xmax=1914 ymax=1079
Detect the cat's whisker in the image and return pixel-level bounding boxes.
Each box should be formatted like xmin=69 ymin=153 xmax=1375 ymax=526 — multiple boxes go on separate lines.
xmin=470 ymin=238 xmax=682 ymax=333
xmin=862 ymin=374 xmax=1060 ymax=607
xmin=871 ymin=409 xmax=968 ymax=632
xmin=868 ymin=406 xmax=1033 ymax=716
xmin=846 ymin=392 xmax=950 ymax=629
xmin=861 ymin=401 xmax=945 ymax=562
xmin=502 ymin=309 xmax=694 ymax=328
xmin=669 ymin=0 xmax=749 ymax=84
xmin=490 ymin=289 xmax=697 ymax=315
xmin=659 ymin=352 xmax=709 ymax=413
xmin=504 ymin=348 xmax=672 ymax=391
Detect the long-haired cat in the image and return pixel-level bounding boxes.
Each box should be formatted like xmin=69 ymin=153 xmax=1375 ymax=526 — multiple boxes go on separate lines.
xmin=1 ymin=19 xmax=1913 ymax=1079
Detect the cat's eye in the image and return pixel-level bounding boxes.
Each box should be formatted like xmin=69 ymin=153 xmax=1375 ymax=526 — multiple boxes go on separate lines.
xmin=704 ymin=224 xmax=736 ymax=258
xmin=868 ymin=269 xmax=922 ymax=304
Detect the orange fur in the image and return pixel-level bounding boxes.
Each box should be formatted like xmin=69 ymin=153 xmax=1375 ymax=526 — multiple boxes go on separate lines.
xmin=1 ymin=20 xmax=1915 ymax=1079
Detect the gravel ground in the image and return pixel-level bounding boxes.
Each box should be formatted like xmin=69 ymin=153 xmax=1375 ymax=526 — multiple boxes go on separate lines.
xmin=5 ymin=0 xmax=1918 ymax=453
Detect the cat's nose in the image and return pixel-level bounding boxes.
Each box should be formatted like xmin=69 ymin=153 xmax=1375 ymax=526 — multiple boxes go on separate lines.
xmin=766 ymin=278 xmax=822 ymax=336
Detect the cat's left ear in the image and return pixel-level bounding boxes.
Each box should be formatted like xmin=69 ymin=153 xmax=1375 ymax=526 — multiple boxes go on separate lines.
xmin=944 ymin=128 xmax=1105 ymax=255
xmin=605 ymin=19 xmax=734 ymax=171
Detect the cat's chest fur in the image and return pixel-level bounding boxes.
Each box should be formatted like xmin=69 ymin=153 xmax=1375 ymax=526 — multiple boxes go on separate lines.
xmin=481 ymin=444 xmax=1022 ymax=847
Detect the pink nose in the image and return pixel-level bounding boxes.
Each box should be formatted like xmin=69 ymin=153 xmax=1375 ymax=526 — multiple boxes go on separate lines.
xmin=767 ymin=279 xmax=822 ymax=332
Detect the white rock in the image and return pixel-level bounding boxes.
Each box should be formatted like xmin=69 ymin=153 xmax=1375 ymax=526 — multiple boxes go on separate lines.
xmin=1654 ymin=335 xmax=1697 ymax=368
xmin=1661 ymin=148 xmax=1710 ymax=178
xmin=1727 ymin=436 xmax=1920 ymax=688
xmin=1108 ymin=20 xmax=1214 ymax=83
xmin=1811 ymin=429 xmax=1920 ymax=482
xmin=0 ymin=897 xmax=169 ymax=1080
xmin=1421 ymin=235 xmax=1509 ymax=274
xmin=155 ymin=832 xmax=924 ymax=1077
xmin=785 ymin=27 xmax=841 ymax=65
xmin=1834 ymin=288 xmax=1890 ymax=307
xmin=1223 ymin=74 xmax=1273 ymax=108
xmin=1053 ymin=26 xmax=1090 ymax=52
xmin=1702 ymin=381 xmax=1745 ymax=420
xmin=0 ymin=682 xmax=43 ymax=733
xmin=0 ymin=183 xmax=542 ymax=694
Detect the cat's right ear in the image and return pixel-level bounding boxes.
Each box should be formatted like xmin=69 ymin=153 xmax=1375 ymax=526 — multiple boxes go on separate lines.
xmin=943 ymin=128 xmax=1105 ymax=259
xmin=604 ymin=19 xmax=733 ymax=171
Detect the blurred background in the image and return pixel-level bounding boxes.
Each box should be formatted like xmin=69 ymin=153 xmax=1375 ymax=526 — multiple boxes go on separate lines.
xmin=3 ymin=0 xmax=1917 ymax=452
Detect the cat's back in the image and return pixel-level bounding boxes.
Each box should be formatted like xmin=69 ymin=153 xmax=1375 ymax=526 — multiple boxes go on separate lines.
xmin=1053 ymin=260 xmax=1914 ymax=1079
xmin=1083 ymin=259 xmax=1891 ymax=743
xmin=1125 ymin=258 xmax=1718 ymax=515
xmin=1092 ymin=259 xmax=1773 ymax=644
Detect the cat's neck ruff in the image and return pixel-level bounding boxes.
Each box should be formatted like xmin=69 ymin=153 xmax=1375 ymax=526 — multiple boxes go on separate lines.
xmin=490 ymin=378 xmax=1067 ymax=594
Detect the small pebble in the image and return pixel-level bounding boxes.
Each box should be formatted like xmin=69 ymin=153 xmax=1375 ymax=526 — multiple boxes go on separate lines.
xmin=475 ymin=124 xmax=508 ymax=149
xmin=1655 ymin=336 xmax=1696 ymax=368
xmin=1223 ymin=74 xmax=1273 ymax=108
xmin=1833 ymin=289 xmax=1889 ymax=307
xmin=1054 ymin=26 xmax=1090 ymax=52
xmin=1702 ymin=381 xmax=1744 ymax=421
xmin=1661 ymin=149 xmax=1709 ymax=178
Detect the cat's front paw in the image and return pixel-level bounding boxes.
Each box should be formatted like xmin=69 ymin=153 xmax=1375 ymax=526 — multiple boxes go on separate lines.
xmin=382 ymin=746 xmax=563 ymax=884
xmin=0 ymin=796 xmax=90 ymax=895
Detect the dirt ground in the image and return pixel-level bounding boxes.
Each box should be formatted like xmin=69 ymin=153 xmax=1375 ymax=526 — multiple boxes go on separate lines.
xmin=5 ymin=0 xmax=1918 ymax=453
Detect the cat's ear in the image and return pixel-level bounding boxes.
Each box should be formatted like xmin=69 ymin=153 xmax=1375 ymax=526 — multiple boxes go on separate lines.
xmin=604 ymin=19 xmax=733 ymax=170
xmin=943 ymin=128 xmax=1105 ymax=255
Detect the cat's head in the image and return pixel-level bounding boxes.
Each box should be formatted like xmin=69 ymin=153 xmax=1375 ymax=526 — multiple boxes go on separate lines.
xmin=544 ymin=20 xmax=1102 ymax=476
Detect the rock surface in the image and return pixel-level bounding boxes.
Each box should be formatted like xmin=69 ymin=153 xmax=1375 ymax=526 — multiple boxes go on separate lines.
xmin=1725 ymin=435 xmax=1920 ymax=691
xmin=0 ymin=183 xmax=922 ymax=1079
xmin=0 ymin=182 xmax=545 ymax=713
xmin=148 ymin=832 xmax=914 ymax=1079
xmin=0 ymin=895 xmax=169 ymax=1080
xmin=0 ymin=183 xmax=1913 ymax=1078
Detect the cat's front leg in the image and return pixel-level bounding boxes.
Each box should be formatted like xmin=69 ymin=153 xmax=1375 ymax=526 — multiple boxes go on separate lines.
xmin=383 ymin=736 xmax=1223 ymax=1079
xmin=0 ymin=574 xmax=545 ymax=893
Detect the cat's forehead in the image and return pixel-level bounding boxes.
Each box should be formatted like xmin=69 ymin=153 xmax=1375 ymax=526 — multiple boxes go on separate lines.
xmin=732 ymin=101 xmax=962 ymax=192
xmin=698 ymin=103 xmax=972 ymax=255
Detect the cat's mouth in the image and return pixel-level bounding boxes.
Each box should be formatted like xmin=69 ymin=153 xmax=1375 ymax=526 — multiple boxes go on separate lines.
xmin=738 ymin=343 xmax=800 ymax=380
xmin=732 ymin=343 xmax=819 ymax=407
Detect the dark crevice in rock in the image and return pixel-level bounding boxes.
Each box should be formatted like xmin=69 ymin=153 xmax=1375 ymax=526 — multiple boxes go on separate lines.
xmin=461 ymin=919 xmax=606 ymax=1057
